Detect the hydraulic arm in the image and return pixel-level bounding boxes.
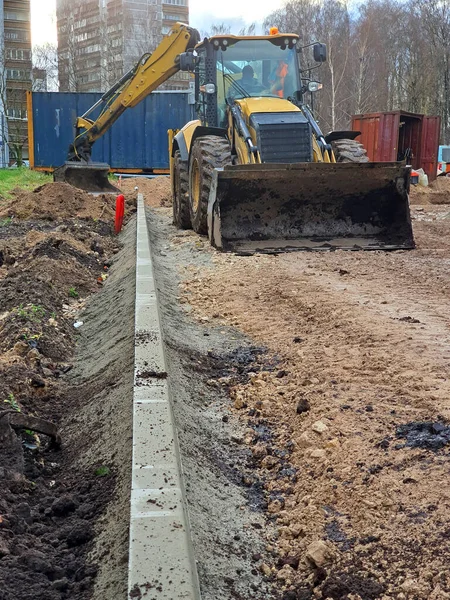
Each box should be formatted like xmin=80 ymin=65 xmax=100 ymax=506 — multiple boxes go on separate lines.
xmin=67 ymin=22 xmax=199 ymax=163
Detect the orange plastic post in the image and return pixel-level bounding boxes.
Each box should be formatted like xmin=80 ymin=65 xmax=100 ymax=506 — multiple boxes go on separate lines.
xmin=115 ymin=194 xmax=125 ymax=234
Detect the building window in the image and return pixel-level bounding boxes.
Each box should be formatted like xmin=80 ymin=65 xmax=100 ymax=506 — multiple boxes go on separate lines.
xmin=6 ymin=69 xmax=31 ymax=80
xmin=4 ymin=11 xmax=30 ymax=21
xmin=5 ymin=29 xmax=30 ymax=41
xmin=163 ymin=12 xmax=184 ymax=20
xmin=6 ymin=49 xmax=31 ymax=61
xmin=7 ymin=108 xmax=27 ymax=120
xmin=163 ymin=0 xmax=187 ymax=5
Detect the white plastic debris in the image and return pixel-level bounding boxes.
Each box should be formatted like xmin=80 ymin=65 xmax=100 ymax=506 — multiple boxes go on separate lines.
xmin=73 ymin=321 xmax=84 ymax=329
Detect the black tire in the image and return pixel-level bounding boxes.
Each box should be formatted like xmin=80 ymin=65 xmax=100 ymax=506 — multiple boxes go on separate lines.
xmin=332 ymin=138 xmax=369 ymax=163
xmin=189 ymin=136 xmax=232 ymax=234
xmin=172 ymin=151 xmax=191 ymax=229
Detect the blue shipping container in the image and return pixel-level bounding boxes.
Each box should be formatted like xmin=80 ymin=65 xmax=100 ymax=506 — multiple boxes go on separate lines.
xmin=29 ymin=91 xmax=194 ymax=171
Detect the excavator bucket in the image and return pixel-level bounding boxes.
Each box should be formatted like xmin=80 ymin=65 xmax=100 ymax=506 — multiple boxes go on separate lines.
xmin=53 ymin=162 xmax=118 ymax=193
xmin=208 ymin=162 xmax=414 ymax=254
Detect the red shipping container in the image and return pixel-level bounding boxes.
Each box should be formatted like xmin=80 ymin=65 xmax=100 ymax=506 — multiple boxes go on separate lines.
xmin=351 ymin=111 xmax=441 ymax=182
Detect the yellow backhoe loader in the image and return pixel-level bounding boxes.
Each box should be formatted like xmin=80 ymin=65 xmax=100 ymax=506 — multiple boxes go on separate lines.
xmin=55 ymin=22 xmax=414 ymax=252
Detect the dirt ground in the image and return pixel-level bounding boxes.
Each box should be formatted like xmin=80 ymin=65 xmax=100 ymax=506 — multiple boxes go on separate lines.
xmin=409 ymin=176 xmax=450 ymax=205
xmin=171 ymin=197 xmax=450 ymax=599
xmin=3 ymin=171 xmax=450 ymax=600
xmin=0 ymin=181 xmax=136 ymax=599
xmin=119 ymin=176 xmax=172 ymax=208
xmin=0 ymin=181 xmax=137 ymax=222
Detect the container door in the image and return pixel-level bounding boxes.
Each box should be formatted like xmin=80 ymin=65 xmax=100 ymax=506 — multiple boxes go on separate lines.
xmin=420 ymin=116 xmax=441 ymax=182
xmin=352 ymin=112 xmax=400 ymax=162
xmin=377 ymin=112 xmax=400 ymax=162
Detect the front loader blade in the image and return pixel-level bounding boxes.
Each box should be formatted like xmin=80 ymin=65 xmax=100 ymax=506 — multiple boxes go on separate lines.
xmin=207 ymin=162 xmax=414 ymax=254
xmin=53 ymin=162 xmax=118 ymax=193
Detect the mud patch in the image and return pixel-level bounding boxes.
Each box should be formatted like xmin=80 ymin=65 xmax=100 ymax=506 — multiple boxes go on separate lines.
xmin=321 ymin=570 xmax=386 ymax=600
xmin=184 ymin=344 xmax=277 ymax=385
xmin=396 ymin=421 xmax=450 ymax=450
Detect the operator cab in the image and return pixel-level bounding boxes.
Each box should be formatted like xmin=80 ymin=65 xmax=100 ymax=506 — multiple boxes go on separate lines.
xmin=194 ymin=34 xmax=301 ymax=127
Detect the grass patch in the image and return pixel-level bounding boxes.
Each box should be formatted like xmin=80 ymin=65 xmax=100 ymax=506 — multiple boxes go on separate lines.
xmin=0 ymin=168 xmax=52 ymax=201
xmin=0 ymin=217 xmax=12 ymax=227
xmin=94 ymin=466 xmax=110 ymax=477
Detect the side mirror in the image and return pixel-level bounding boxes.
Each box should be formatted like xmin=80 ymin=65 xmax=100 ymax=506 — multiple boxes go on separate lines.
xmin=313 ymin=43 xmax=327 ymax=63
xmin=179 ymin=51 xmax=197 ymax=71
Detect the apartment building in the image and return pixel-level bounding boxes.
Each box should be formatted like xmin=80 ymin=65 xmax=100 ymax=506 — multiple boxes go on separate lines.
xmin=57 ymin=0 xmax=190 ymax=93
xmin=2 ymin=0 xmax=33 ymax=162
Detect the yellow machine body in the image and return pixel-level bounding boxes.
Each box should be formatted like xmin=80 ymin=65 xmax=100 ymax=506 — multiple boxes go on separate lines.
xmin=60 ymin=22 xmax=414 ymax=252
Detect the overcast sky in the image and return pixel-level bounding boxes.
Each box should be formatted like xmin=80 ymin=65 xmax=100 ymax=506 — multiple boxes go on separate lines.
xmin=31 ymin=0 xmax=57 ymax=45
xmin=189 ymin=0 xmax=285 ymax=34
xmin=31 ymin=0 xmax=286 ymax=46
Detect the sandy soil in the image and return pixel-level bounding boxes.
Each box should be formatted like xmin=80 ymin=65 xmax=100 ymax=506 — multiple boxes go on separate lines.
xmin=174 ymin=202 xmax=450 ymax=599
xmin=119 ymin=176 xmax=172 ymax=208
xmin=66 ymin=222 xmax=135 ymax=600
xmin=409 ymin=176 xmax=450 ymax=205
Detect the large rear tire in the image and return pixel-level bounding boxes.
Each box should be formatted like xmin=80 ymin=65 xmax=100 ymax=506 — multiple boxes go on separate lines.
xmin=172 ymin=150 xmax=191 ymax=229
xmin=189 ymin=136 xmax=232 ymax=234
xmin=332 ymin=139 xmax=369 ymax=163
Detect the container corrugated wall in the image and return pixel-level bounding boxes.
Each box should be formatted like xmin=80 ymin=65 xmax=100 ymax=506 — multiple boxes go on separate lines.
xmin=29 ymin=91 xmax=194 ymax=171
xmin=352 ymin=111 xmax=441 ymax=181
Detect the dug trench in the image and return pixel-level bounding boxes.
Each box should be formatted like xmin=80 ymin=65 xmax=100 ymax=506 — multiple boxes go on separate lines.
xmin=0 ymin=182 xmax=137 ymax=600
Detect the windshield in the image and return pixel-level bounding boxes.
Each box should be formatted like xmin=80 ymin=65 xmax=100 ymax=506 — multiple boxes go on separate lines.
xmin=215 ymin=39 xmax=300 ymax=113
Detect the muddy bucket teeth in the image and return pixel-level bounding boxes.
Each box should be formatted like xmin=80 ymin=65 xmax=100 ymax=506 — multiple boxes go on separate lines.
xmin=207 ymin=162 xmax=415 ymax=254
xmin=53 ymin=162 xmax=118 ymax=193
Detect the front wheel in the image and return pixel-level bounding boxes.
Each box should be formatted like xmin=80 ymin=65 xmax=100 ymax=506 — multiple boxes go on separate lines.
xmin=172 ymin=150 xmax=191 ymax=229
xmin=189 ymin=136 xmax=232 ymax=234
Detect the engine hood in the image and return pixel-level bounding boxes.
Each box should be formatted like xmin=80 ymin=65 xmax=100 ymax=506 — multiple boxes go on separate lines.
xmin=235 ymin=97 xmax=300 ymax=118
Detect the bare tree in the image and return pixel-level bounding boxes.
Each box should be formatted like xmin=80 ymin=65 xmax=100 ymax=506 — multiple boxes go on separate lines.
xmin=262 ymin=0 xmax=449 ymax=141
xmin=32 ymin=43 xmax=59 ymax=92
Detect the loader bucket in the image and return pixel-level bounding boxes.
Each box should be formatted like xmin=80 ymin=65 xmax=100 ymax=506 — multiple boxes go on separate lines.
xmin=207 ymin=162 xmax=414 ymax=254
xmin=53 ymin=162 xmax=118 ymax=193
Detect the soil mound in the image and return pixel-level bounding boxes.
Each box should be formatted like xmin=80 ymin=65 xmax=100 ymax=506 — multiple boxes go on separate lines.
xmin=409 ymin=176 xmax=450 ymax=205
xmin=120 ymin=176 xmax=172 ymax=208
xmin=0 ymin=182 xmax=136 ymax=222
